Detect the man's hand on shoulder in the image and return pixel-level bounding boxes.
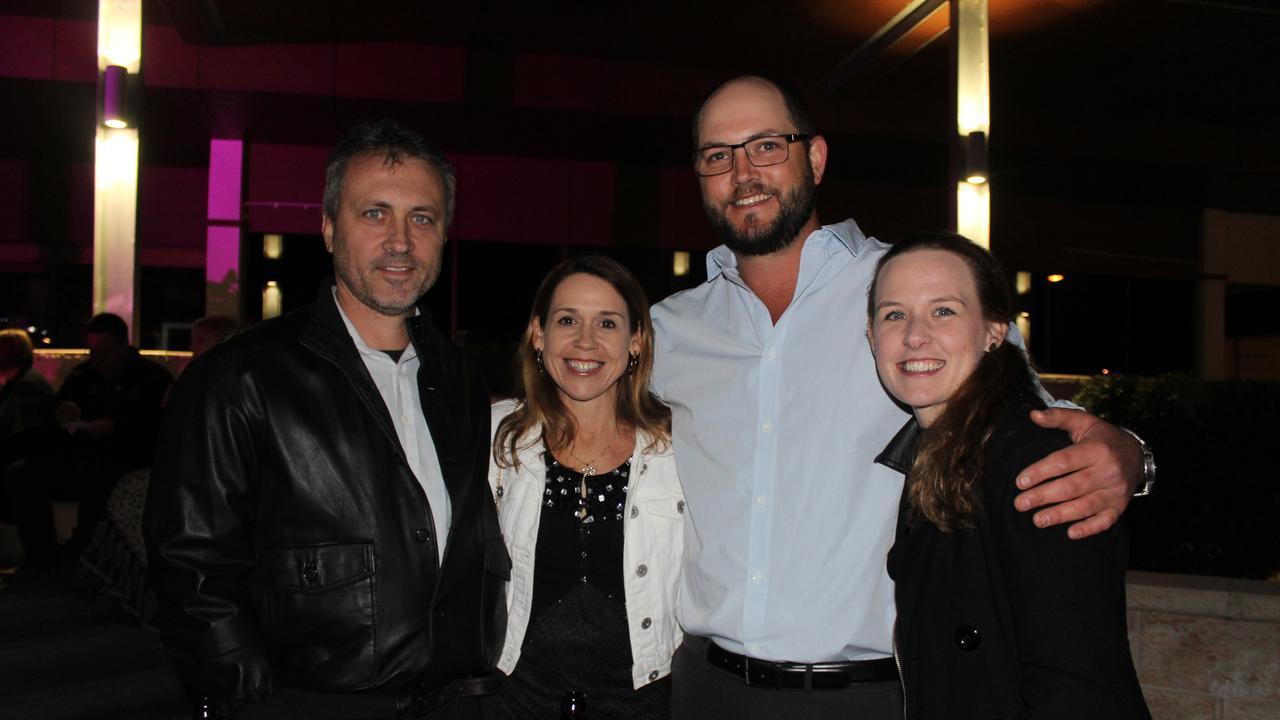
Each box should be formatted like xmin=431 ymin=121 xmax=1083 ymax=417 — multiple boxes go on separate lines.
xmin=1013 ymin=408 xmax=1143 ymax=540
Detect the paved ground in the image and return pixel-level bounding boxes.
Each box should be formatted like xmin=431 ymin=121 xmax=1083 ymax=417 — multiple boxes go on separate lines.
xmin=0 ymin=571 xmax=188 ymax=719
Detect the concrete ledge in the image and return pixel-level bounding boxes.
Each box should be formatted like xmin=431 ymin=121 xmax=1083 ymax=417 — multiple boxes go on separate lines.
xmin=1128 ymin=572 xmax=1280 ymax=719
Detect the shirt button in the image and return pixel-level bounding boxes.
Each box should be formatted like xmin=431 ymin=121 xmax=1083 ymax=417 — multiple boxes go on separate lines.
xmin=761 ymin=422 xmax=772 ymax=433
xmin=755 ymin=495 xmax=766 ymax=507
xmin=400 ymin=415 xmax=408 ymax=423
xmin=766 ymin=350 xmax=776 ymax=360
xmin=414 ymin=528 xmax=431 ymax=543
xmin=641 ymin=617 xmax=652 ymax=629
xmin=750 ymin=571 xmax=762 ymax=583
xmin=630 ymin=506 xmax=639 ymax=519
xmin=636 ymin=564 xmax=648 ymax=578
xmin=648 ymin=670 xmax=659 ymax=681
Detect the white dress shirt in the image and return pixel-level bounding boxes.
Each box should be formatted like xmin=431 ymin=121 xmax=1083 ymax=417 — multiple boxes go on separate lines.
xmin=334 ymin=290 xmax=450 ymax=562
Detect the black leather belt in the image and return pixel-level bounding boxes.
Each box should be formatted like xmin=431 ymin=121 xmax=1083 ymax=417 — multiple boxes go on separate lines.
xmin=706 ymin=642 xmax=898 ymax=690
xmin=395 ymin=674 xmax=504 ymax=718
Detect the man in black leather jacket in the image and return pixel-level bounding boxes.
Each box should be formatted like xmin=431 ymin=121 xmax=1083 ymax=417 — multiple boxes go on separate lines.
xmin=145 ymin=121 xmax=508 ymax=719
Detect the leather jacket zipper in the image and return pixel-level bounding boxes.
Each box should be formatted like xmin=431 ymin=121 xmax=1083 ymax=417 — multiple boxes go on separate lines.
xmin=893 ymin=618 xmax=908 ymax=718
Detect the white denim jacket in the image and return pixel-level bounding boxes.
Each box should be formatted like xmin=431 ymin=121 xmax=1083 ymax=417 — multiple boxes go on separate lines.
xmin=488 ymin=399 xmax=685 ymax=689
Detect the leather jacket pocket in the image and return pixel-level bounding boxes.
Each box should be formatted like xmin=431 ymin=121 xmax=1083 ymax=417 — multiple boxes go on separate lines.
xmin=257 ymin=541 xmax=376 ymax=689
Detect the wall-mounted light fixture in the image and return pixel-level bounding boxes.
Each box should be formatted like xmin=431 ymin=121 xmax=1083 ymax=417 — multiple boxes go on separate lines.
xmin=1047 ymin=274 xmax=1065 ymax=283
xmin=964 ymin=131 xmax=988 ymax=185
xmin=954 ymin=0 xmax=990 ymax=248
xmin=102 ymin=65 xmax=128 ymax=128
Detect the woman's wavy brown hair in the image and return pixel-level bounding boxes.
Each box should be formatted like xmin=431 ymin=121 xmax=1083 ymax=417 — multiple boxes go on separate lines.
xmin=494 ymin=254 xmax=670 ymax=469
xmin=868 ymin=231 xmax=1042 ymax=531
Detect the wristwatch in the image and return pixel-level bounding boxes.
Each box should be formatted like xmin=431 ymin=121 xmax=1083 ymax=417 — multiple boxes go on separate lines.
xmin=1122 ymin=428 xmax=1157 ymax=497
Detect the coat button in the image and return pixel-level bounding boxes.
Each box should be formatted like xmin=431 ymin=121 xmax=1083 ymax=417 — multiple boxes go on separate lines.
xmin=636 ymin=564 xmax=648 ymax=577
xmin=414 ymin=528 xmax=431 ymax=543
xmin=648 ymin=670 xmax=659 ymax=681
xmin=641 ymin=617 xmax=652 ymax=629
xmin=301 ymin=562 xmax=318 ymax=584
xmin=955 ymin=625 xmax=981 ymax=651
xmin=433 ymin=609 xmax=447 ymax=621
xmin=630 ymin=506 xmax=639 ymax=519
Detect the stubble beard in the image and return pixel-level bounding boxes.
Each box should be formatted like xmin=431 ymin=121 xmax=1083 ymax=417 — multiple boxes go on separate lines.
xmin=703 ymin=165 xmax=818 ymax=257
xmin=332 ymin=232 xmax=439 ymax=318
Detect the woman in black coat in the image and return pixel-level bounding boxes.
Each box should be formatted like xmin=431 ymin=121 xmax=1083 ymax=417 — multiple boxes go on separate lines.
xmin=866 ymin=232 xmax=1150 ymax=719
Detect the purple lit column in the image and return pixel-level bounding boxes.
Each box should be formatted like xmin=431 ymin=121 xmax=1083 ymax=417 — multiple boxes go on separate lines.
xmin=206 ymin=139 xmax=243 ymax=319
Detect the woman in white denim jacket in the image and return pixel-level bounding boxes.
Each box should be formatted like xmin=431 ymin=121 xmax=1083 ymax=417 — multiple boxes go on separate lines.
xmin=482 ymin=255 xmax=684 ymax=719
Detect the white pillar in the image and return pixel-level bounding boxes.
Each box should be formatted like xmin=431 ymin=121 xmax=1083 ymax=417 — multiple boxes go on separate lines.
xmin=953 ymin=0 xmax=990 ymax=248
xmin=93 ymin=0 xmax=142 ymax=339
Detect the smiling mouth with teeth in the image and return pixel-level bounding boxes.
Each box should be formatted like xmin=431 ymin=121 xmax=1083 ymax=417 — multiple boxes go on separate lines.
xmin=900 ymin=359 xmax=945 ymax=373
xmin=566 ymin=359 xmax=604 ymax=373
xmin=733 ymin=193 xmax=773 ymax=207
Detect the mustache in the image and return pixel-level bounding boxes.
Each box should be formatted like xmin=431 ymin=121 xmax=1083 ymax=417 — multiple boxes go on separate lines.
xmin=372 ymin=253 xmax=419 ymax=268
xmin=728 ymin=183 xmax=774 ymax=204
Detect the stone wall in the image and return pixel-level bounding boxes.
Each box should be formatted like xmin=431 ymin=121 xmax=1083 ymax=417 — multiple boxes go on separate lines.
xmin=1129 ymin=571 xmax=1280 ymax=719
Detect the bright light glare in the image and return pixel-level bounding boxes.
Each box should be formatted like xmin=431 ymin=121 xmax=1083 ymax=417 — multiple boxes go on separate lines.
xmin=965 ymin=173 xmax=987 ymax=185
xmin=98 ymin=0 xmax=142 ymax=72
xmin=95 ymin=129 xmax=138 ymax=190
xmin=672 ymin=251 xmax=690 ymax=277
xmin=264 ymin=234 xmax=284 ymax=260
xmin=955 ymin=0 xmax=990 ymax=136
xmin=957 ymin=181 xmax=990 ymax=249
xmin=1047 ymin=274 xmax=1065 ymax=283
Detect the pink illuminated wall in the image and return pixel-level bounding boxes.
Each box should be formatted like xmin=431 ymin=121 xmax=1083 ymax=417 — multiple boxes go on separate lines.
xmin=206 ymin=139 xmax=244 ymax=317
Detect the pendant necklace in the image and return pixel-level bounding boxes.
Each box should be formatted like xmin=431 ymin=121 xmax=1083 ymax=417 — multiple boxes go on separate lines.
xmin=566 ymin=442 xmax=613 ymax=520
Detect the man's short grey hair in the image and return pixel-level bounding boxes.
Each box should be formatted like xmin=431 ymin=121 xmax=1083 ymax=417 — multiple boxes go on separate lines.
xmin=322 ymin=119 xmax=457 ymax=228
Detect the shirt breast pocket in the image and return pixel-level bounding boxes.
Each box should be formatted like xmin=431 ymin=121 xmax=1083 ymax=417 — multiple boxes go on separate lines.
xmin=635 ymin=493 xmax=685 ymax=558
xmin=257 ymin=540 xmax=376 ymax=689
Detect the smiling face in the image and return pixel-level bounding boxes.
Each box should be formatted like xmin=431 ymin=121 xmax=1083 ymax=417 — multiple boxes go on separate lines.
xmin=869 ymin=249 xmax=1008 ymax=427
xmin=322 ymin=152 xmax=447 ymax=321
xmin=532 ymin=272 xmax=641 ymax=413
xmin=695 ymin=78 xmax=826 ymax=256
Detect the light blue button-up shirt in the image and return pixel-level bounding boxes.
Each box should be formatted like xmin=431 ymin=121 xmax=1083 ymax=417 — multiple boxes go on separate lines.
xmin=651 ymin=219 xmax=911 ymax=663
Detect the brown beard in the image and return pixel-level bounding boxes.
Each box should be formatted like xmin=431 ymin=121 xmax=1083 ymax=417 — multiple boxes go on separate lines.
xmin=702 ymin=164 xmax=818 ymax=257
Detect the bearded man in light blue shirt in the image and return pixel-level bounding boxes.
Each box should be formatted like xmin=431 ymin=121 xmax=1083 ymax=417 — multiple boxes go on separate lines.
xmin=651 ymin=76 xmax=1150 ymax=720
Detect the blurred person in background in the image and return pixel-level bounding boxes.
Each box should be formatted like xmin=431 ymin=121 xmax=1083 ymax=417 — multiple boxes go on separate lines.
xmin=3 ymin=314 xmax=170 ymax=582
xmin=0 ymin=328 xmax=56 ymax=580
xmin=189 ymin=314 xmax=239 ymax=359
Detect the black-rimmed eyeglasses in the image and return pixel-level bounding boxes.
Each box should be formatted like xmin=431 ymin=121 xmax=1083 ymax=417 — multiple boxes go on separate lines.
xmin=692 ymin=134 xmax=812 ymax=177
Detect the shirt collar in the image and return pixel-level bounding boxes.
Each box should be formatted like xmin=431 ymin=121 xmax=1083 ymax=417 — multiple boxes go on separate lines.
xmin=874 ymin=417 xmax=922 ymax=475
xmin=330 ymin=286 xmax=419 ymax=363
xmin=704 ymin=218 xmax=872 ymax=282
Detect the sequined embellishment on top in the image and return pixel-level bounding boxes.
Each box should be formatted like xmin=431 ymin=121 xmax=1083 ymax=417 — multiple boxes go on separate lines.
xmin=543 ymin=449 xmax=631 ymax=524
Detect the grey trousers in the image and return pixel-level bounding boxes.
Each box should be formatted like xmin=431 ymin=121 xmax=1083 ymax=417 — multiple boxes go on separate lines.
xmin=670 ymin=636 xmax=903 ymax=720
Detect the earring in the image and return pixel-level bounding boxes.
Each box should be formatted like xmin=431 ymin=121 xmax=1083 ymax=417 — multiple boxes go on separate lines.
xmin=627 ymin=352 xmax=639 ymax=374
xmin=536 ymin=349 xmax=545 ymax=374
